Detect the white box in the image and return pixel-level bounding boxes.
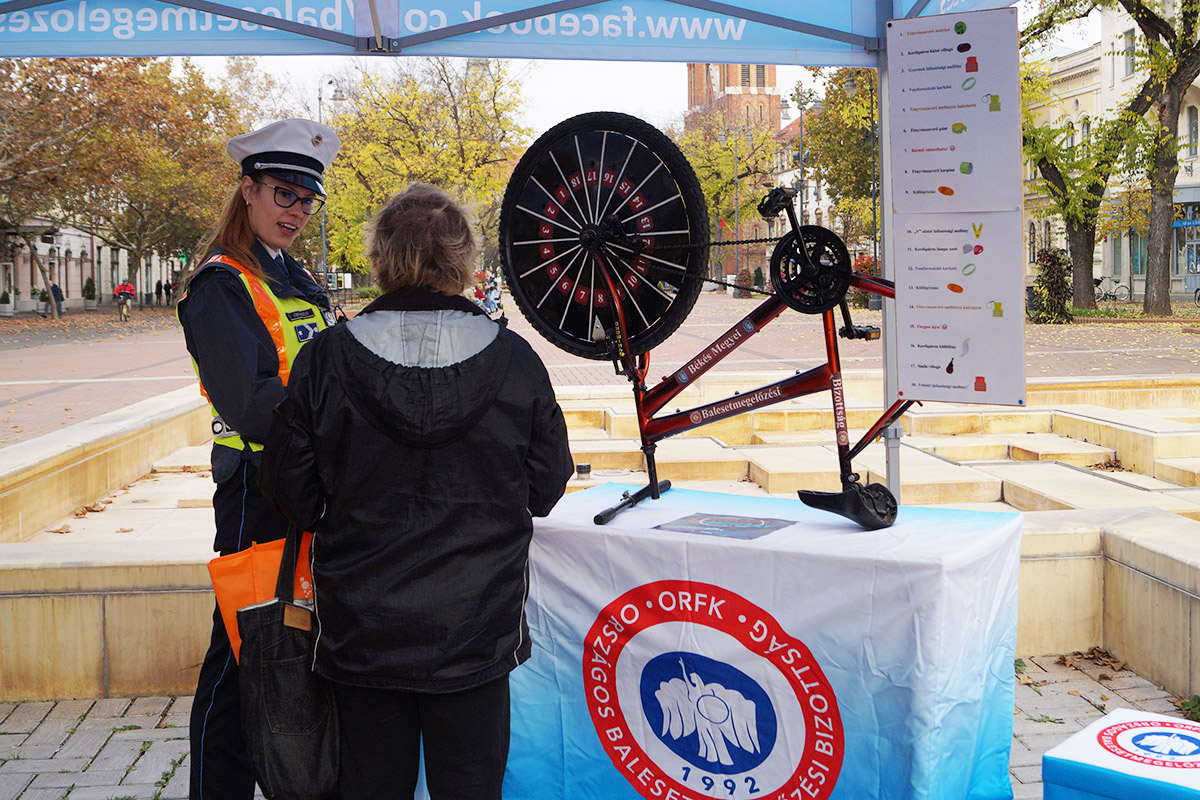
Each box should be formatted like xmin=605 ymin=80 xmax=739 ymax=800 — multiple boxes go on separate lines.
xmin=1042 ymin=707 xmax=1200 ymax=798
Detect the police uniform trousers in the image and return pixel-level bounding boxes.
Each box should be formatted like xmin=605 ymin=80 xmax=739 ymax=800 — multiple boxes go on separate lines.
xmin=189 ymin=459 xmax=288 ymax=800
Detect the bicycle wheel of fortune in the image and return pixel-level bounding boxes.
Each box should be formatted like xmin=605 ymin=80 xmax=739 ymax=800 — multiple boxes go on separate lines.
xmin=500 ymin=112 xmax=708 ymax=359
xmin=769 ymin=226 xmax=852 ymax=314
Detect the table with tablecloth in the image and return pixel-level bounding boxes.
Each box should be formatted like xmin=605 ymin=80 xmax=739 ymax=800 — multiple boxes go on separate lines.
xmin=501 ymin=484 xmax=1023 ymax=800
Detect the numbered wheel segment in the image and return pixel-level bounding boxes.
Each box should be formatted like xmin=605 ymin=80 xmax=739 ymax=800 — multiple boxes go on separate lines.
xmin=500 ymin=112 xmax=708 ymax=359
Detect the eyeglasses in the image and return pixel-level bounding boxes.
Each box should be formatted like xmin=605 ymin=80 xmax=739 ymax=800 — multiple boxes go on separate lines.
xmin=253 ymin=180 xmax=325 ymax=215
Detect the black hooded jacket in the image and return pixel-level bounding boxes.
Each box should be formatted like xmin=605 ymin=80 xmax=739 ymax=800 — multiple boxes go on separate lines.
xmin=259 ymin=292 xmax=573 ymax=692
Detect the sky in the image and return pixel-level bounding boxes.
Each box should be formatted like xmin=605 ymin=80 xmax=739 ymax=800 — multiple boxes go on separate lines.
xmin=196 ymin=3 xmax=1100 ymax=139
xmin=195 ymin=55 xmax=813 ymax=137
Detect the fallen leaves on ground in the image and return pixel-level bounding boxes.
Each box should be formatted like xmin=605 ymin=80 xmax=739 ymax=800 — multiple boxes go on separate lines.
xmin=47 ymin=524 xmax=70 ymax=534
xmin=1068 ymin=646 xmax=1126 ymax=673
xmin=0 ymin=307 xmax=182 ymax=350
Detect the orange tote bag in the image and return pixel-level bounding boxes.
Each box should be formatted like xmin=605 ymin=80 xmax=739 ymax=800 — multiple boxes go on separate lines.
xmin=208 ymin=532 xmax=315 ymax=662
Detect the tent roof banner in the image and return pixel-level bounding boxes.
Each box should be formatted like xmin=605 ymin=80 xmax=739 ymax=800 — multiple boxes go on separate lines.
xmin=0 ymin=0 xmax=1012 ymax=61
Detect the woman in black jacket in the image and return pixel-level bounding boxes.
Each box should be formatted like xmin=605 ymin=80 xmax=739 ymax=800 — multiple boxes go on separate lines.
xmin=260 ymin=182 xmax=574 ymax=799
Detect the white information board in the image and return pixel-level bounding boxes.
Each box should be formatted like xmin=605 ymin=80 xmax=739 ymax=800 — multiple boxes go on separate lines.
xmin=893 ymin=211 xmax=1024 ymax=404
xmin=887 ymin=7 xmax=1025 ymax=404
xmin=888 ymin=9 xmax=1021 ymax=214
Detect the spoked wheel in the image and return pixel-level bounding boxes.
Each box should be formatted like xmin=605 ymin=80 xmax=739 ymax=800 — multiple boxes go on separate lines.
xmin=500 ymin=112 xmax=708 ymax=359
xmin=769 ymin=226 xmax=852 ymax=314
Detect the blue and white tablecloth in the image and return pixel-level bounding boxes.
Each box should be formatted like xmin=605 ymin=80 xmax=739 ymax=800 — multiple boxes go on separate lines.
xmin=502 ymin=484 xmax=1023 ymax=800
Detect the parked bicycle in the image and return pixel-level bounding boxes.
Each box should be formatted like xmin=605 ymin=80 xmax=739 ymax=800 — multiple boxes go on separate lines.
xmin=1094 ymin=275 xmax=1130 ymax=302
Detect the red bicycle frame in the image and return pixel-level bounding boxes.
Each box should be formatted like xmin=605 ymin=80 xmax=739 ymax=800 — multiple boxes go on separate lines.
xmin=593 ymin=261 xmax=913 ymax=499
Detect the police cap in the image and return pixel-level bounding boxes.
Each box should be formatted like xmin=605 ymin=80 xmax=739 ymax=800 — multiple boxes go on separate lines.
xmin=226 ymin=118 xmax=341 ymax=196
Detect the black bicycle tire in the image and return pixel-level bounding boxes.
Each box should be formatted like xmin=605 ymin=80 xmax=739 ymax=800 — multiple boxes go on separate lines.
xmin=499 ymin=112 xmax=708 ymax=360
xmin=1094 ymin=286 xmax=1105 ymax=303
xmin=1195 ymin=287 xmax=1200 ymax=308
xmin=1114 ymin=284 xmax=1131 ymax=302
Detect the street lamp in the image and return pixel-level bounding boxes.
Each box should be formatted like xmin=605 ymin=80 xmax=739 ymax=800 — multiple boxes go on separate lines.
xmin=719 ymin=127 xmax=753 ymax=280
xmin=317 ymin=74 xmax=345 ymax=284
xmin=844 ymin=72 xmax=879 ymax=280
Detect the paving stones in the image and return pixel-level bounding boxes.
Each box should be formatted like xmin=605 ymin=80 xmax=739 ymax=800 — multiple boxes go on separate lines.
xmin=1008 ymin=654 xmax=1187 ymax=798
xmin=0 ymin=697 xmax=194 ymax=799
xmin=0 ymin=657 xmax=1187 ymax=800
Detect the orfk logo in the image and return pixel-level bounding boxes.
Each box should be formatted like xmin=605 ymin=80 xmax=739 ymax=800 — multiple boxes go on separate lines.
xmin=584 ymin=581 xmax=843 ymax=799
xmin=1098 ymin=719 xmax=1200 ymax=768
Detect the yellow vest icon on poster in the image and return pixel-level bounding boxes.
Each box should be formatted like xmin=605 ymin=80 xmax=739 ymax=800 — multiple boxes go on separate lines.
xmin=985 ymin=94 xmax=1002 ymax=112
xmin=990 ymin=301 xmax=1003 ymax=318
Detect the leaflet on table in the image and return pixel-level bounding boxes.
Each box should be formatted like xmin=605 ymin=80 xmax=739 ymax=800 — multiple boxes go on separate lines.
xmin=886 ymin=7 xmax=1020 ymax=214
xmin=894 ymin=211 xmax=1025 ymax=405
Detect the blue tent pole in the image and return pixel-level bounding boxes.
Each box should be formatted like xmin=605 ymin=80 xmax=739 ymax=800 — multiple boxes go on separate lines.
xmin=878 ymin=0 xmax=902 ymax=500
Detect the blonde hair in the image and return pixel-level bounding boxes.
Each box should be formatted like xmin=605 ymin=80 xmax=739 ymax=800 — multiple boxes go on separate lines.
xmin=367 ymin=183 xmax=479 ymax=295
xmin=184 ymin=182 xmax=268 ymax=290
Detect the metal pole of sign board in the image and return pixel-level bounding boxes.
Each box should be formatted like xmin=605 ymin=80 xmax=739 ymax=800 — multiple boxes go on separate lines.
xmin=877 ymin=0 xmax=901 ymax=499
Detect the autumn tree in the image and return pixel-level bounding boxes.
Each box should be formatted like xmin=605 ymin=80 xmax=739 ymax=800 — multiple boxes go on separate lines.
xmin=674 ymin=110 xmax=783 ymax=273
xmin=219 ymin=56 xmax=302 ymax=132
xmin=64 ymin=59 xmax=239 ymax=291
xmin=786 ymin=68 xmax=880 ymax=256
xmin=1022 ymin=0 xmax=1198 ymax=315
xmin=794 ymin=68 xmax=876 ymax=201
xmin=0 ymin=59 xmax=138 ymax=318
xmin=1097 ymin=137 xmax=1153 ymax=245
xmin=321 ymin=58 xmax=529 ymax=276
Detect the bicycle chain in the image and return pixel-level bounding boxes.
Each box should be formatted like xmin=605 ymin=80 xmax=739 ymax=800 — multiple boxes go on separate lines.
xmin=689 ymin=235 xmax=783 ymax=250
xmin=690 ymin=235 xmax=784 ymax=295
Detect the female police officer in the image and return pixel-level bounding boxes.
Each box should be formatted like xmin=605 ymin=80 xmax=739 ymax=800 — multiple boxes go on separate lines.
xmin=178 ymin=118 xmax=340 ymax=800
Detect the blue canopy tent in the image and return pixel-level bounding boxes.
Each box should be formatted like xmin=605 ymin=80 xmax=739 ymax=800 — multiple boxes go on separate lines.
xmin=0 ymin=0 xmax=1011 ymax=60
xmin=0 ymin=0 xmax=1017 ymax=493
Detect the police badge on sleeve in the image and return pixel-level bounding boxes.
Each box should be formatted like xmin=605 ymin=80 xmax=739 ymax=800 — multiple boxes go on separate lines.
xmin=584 ymin=581 xmax=844 ymax=799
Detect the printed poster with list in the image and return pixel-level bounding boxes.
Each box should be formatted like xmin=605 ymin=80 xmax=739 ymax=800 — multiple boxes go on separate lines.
xmin=892 ymin=211 xmax=1024 ymax=404
xmin=887 ymin=8 xmax=1025 ymax=405
xmin=887 ymin=7 xmax=1021 ymax=213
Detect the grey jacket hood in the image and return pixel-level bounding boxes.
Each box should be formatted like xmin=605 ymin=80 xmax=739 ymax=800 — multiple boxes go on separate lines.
xmin=333 ymin=310 xmax=510 ymax=447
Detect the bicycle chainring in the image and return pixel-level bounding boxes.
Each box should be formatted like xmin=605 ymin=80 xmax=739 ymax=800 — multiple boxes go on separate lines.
xmin=769 ymin=226 xmax=852 ymax=314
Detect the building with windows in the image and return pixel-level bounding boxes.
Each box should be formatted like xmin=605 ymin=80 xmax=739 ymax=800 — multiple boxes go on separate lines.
xmin=1022 ymin=42 xmax=1102 ymax=284
xmin=1024 ymin=7 xmax=1200 ymax=295
xmin=685 ymin=63 xmax=783 ymax=283
xmin=684 ymin=63 xmax=844 ymax=287
xmin=2 ymin=219 xmax=185 ymax=312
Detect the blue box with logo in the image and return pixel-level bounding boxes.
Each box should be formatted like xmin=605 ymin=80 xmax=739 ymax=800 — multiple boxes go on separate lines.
xmin=1043 ymin=708 xmax=1200 ymax=798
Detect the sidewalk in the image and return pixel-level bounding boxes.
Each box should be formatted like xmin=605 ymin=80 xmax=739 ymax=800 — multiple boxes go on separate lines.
xmin=0 ymin=653 xmax=1185 ymax=800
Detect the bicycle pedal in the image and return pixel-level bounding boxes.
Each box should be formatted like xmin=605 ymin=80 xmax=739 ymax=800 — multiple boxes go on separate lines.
xmin=839 ymin=325 xmax=880 ymax=341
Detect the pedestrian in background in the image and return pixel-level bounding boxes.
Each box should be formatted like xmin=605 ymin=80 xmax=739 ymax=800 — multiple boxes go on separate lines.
xmin=260 ymin=182 xmax=573 ymax=800
xmin=156 ymin=279 xmax=163 ymax=306
xmin=50 ymin=282 xmax=63 ymax=316
xmin=176 ymin=118 xmax=340 ymax=800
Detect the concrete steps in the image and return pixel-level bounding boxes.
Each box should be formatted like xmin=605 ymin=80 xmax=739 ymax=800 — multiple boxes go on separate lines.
xmin=851 ymin=444 xmax=1004 ymax=504
xmin=739 ymin=445 xmax=844 ymax=494
xmin=1154 ymin=457 xmax=1200 ymax=487
xmin=975 ymin=461 xmax=1200 ymax=520
xmin=151 ymin=445 xmax=211 ymax=473
xmin=902 ymin=432 xmax=1116 ymax=467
